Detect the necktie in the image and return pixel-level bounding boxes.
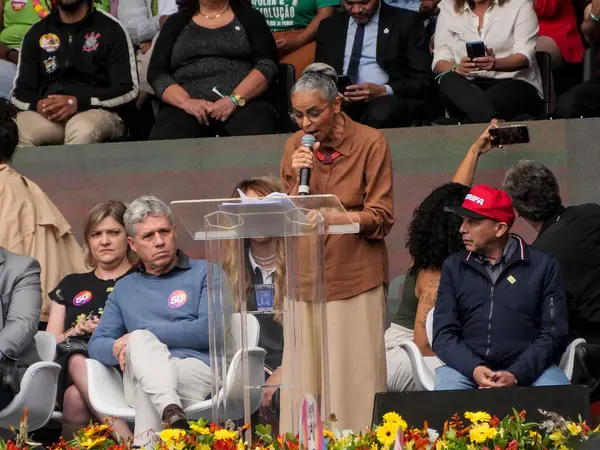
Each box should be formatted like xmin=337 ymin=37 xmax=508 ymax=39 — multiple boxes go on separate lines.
xmin=152 ymin=0 xmax=159 ymax=17
xmin=347 ymin=23 xmax=365 ymax=84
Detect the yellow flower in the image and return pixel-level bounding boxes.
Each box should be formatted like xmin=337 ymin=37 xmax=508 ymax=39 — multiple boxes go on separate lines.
xmin=83 ymin=424 xmax=109 ymax=437
xmin=435 ymin=441 xmax=447 ymax=450
xmin=160 ymin=429 xmax=186 ymax=442
xmin=466 ymin=445 xmax=478 ymax=450
xmin=549 ymin=430 xmax=567 ymax=445
xmin=559 ymin=446 xmax=569 ymax=450
xmin=173 ymin=442 xmax=186 ymax=450
xmin=529 ymin=431 xmax=542 ymax=441
xmin=190 ymin=425 xmax=210 ymax=435
xmin=324 ymin=430 xmax=336 ymax=440
xmin=566 ymin=422 xmax=582 ymax=436
xmin=404 ymin=442 xmax=414 ymax=450
xmin=214 ymin=429 xmax=238 ymax=441
xmin=370 ymin=443 xmax=378 ymax=450
xmin=236 ymin=439 xmax=246 ymax=450
xmin=376 ymin=421 xmax=399 ymax=447
xmin=80 ymin=437 xmax=106 ymax=449
xmin=382 ymin=412 xmax=407 ymax=431
xmin=198 ymin=445 xmax=211 ymax=450
xmin=468 ymin=423 xmax=495 ymax=444
xmin=464 ymin=411 xmax=491 ymax=424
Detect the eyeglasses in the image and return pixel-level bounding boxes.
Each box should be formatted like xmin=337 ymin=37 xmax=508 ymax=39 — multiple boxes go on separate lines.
xmin=290 ymin=103 xmax=333 ymax=123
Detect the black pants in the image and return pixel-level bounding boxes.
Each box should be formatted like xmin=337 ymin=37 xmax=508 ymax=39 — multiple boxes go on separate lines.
xmin=556 ymin=75 xmax=600 ymax=118
xmin=343 ymin=95 xmax=411 ymax=129
xmin=438 ymin=71 xmax=543 ymax=123
xmin=149 ymin=99 xmax=278 ymax=140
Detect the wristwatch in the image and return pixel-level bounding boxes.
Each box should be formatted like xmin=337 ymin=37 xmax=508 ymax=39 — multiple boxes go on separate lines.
xmin=230 ymin=92 xmax=246 ymax=107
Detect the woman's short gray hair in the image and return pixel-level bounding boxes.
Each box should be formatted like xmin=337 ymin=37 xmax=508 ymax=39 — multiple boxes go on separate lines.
xmin=124 ymin=195 xmax=173 ymax=237
xmin=503 ymin=160 xmax=563 ymax=222
xmin=291 ymin=63 xmax=339 ymax=102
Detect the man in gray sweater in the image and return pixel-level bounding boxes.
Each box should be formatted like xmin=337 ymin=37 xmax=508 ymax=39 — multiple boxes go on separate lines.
xmin=89 ymin=196 xmax=212 ymax=447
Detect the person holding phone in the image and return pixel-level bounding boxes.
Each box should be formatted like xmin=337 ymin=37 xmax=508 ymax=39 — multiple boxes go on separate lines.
xmin=315 ymin=0 xmax=432 ymax=128
xmin=432 ymin=0 xmax=543 ymax=123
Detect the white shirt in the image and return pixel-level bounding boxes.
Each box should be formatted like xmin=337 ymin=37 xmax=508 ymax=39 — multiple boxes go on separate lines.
xmin=342 ymin=5 xmax=393 ymax=95
xmin=248 ymin=250 xmax=275 ymax=285
xmin=432 ymin=0 xmax=542 ymax=97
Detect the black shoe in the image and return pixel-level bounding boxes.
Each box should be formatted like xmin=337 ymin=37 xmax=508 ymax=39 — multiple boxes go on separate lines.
xmin=162 ymin=403 xmax=189 ymax=430
xmin=0 ymin=362 xmax=24 ymax=394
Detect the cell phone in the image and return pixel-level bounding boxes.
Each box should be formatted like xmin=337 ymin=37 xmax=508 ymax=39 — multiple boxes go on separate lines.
xmin=337 ymin=74 xmax=352 ymax=93
xmin=489 ymin=125 xmax=530 ymax=146
xmin=466 ymin=41 xmax=486 ymax=59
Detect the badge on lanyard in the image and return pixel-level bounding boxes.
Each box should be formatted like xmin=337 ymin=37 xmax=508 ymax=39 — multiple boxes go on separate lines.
xmin=255 ymin=284 xmax=275 ymax=311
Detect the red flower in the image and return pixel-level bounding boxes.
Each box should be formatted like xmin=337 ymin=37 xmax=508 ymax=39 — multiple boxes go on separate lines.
xmin=506 ymin=440 xmax=518 ymax=450
xmin=214 ymin=438 xmax=235 ymax=450
xmin=7 ymin=440 xmax=17 ymax=450
xmin=518 ymin=411 xmax=527 ymax=420
xmin=489 ymin=416 xmax=500 ymax=428
xmin=210 ymin=423 xmax=221 ymax=433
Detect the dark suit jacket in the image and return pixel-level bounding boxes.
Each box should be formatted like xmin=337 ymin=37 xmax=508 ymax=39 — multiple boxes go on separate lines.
xmin=315 ymin=3 xmax=432 ymax=99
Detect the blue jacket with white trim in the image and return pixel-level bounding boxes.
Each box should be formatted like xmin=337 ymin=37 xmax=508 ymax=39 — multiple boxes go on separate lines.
xmin=432 ymin=235 xmax=569 ymax=386
xmin=12 ymin=7 xmax=139 ymax=113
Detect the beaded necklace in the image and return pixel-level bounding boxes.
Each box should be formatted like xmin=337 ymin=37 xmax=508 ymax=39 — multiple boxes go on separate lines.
xmin=32 ymin=0 xmax=50 ymax=19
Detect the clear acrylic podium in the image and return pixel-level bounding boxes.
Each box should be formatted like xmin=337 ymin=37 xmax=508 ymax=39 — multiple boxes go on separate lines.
xmin=171 ymin=194 xmax=358 ymax=440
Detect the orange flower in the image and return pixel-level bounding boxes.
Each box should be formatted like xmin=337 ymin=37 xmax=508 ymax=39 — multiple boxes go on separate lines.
xmin=489 ymin=416 xmax=500 ymax=428
xmin=506 ymin=440 xmax=518 ymax=450
xmin=214 ymin=439 xmax=235 ymax=450
xmin=518 ymin=411 xmax=526 ymax=420
xmin=210 ymin=423 xmax=221 ymax=433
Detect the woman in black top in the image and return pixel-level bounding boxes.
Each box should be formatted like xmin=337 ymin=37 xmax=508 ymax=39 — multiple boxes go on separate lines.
xmin=147 ymin=0 xmax=279 ymax=140
xmin=47 ymin=201 xmax=133 ymax=439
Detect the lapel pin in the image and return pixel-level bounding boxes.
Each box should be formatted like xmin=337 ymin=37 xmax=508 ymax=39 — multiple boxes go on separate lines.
xmin=235 ymin=25 xmax=241 ymax=31
xmin=383 ymin=28 xmax=390 ymax=34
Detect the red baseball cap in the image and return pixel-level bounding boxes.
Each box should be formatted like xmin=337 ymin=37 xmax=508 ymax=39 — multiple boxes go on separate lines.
xmin=445 ymin=184 xmax=516 ymax=226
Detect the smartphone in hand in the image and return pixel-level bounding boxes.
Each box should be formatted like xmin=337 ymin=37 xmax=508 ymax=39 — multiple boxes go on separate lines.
xmin=489 ymin=125 xmax=530 ymax=146
xmin=337 ymin=74 xmax=352 ymax=93
xmin=466 ymin=41 xmax=486 ymax=59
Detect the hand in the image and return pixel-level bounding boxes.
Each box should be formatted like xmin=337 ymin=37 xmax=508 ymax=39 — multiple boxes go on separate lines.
xmin=118 ymin=345 xmax=127 ymax=370
xmin=493 ymin=371 xmax=516 ymax=387
xmin=209 ymin=96 xmax=237 ymax=122
xmin=43 ymin=95 xmax=78 ymax=122
xmin=456 ymin=56 xmax=478 ymax=76
xmin=260 ymin=367 xmax=281 ymax=417
xmin=139 ymin=41 xmax=152 ymax=54
xmin=80 ymin=317 xmax=100 ymax=335
xmin=291 ymin=141 xmax=319 ymax=178
xmin=181 ymin=98 xmax=214 ymax=125
xmin=472 ymin=47 xmax=496 ymax=71
xmin=419 ymin=0 xmax=440 ymax=14
xmin=470 ymin=121 xmax=500 ymax=155
xmin=344 ymin=83 xmax=387 ymax=102
xmin=473 ymin=365 xmax=500 ymax=389
xmin=159 ymin=15 xmax=170 ymax=27
xmin=112 ymin=333 xmax=131 ymax=362
xmin=276 ymin=35 xmax=302 ymax=52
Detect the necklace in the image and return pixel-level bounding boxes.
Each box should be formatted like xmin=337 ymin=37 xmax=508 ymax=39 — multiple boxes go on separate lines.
xmin=32 ymin=0 xmax=50 ymax=19
xmin=199 ymin=3 xmax=229 ymax=19
xmin=251 ymin=251 xmax=277 ymax=263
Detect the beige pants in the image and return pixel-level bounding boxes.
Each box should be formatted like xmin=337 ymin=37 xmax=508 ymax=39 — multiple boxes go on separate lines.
xmin=123 ymin=330 xmax=212 ymax=447
xmin=16 ymin=109 xmax=124 ymax=147
xmin=280 ymin=285 xmax=387 ymax=432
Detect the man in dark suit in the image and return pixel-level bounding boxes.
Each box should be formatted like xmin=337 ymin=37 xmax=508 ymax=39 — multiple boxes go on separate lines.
xmin=315 ymin=0 xmax=432 ymax=128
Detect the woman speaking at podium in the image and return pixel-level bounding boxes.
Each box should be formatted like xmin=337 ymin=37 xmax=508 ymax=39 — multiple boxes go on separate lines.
xmin=279 ymin=63 xmax=394 ymax=431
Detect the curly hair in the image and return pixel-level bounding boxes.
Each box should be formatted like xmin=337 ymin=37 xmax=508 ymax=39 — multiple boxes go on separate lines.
xmin=503 ymin=160 xmax=563 ymax=223
xmin=406 ymin=182 xmax=470 ymax=273
xmin=0 ymin=99 xmax=19 ymax=164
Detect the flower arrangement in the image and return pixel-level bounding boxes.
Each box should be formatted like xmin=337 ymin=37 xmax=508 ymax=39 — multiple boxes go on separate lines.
xmin=4 ymin=409 xmax=600 ymax=450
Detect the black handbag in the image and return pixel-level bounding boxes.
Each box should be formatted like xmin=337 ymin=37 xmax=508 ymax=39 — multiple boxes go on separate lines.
xmin=56 ymin=336 xmax=90 ymax=359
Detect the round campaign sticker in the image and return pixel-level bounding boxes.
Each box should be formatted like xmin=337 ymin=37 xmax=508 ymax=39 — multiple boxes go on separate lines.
xmin=168 ymin=290 xmax=187 ymax=308
xmin=39 ymin=33 xmax=60 ymax=53
xmin=73 ymin=290 xmax=93 ymax=306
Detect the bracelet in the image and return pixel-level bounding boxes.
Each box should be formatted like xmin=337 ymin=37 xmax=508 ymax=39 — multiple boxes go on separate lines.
xmin=229 ymin=94 xmax=239 ymax=107
xmin=434 ymin=64 xmax=458 ymax=82
xmin=591 ymin=11 xmax=600 ymax=23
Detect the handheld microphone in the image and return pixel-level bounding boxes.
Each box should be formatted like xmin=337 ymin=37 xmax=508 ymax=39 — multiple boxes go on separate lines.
xmin=299 ymin=134 xmax=316 ymax=195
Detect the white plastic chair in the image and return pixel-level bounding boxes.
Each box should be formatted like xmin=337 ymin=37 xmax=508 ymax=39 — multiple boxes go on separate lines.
xmin=0 ymin=331 xmax=61 ymax=430
xmin=86 ymin=313 xmax=266 ymax=422
xmin=400 ymin=308 xmax=586 ymax=391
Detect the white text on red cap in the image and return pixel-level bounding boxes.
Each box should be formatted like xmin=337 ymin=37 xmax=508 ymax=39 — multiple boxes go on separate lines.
xmin=465 ymin=194 xmax=484 ymax=205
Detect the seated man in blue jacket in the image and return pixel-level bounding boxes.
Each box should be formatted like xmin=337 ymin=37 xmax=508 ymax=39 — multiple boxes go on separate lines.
xmin=88 ymin=196 xmax=211 ymax=446
xmin=433 ymin=184 xmax=570 ymax=390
